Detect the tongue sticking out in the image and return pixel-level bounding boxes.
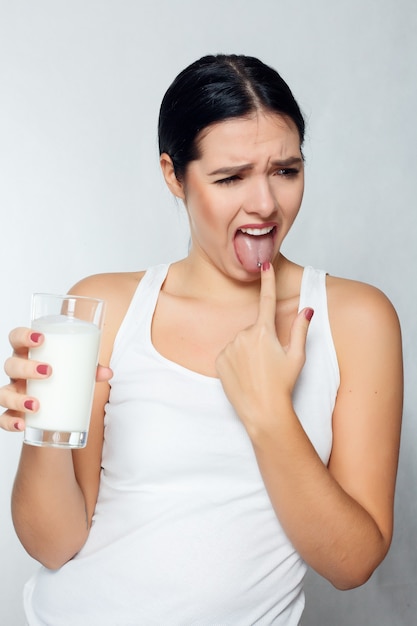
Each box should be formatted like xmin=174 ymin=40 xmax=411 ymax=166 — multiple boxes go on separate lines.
xmin=234 ymin=230 xmax=275 ymax=273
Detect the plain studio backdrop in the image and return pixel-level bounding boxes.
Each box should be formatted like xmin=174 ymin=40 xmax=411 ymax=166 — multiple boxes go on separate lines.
xmin=0 ymin=1 xmax=415 ymax=624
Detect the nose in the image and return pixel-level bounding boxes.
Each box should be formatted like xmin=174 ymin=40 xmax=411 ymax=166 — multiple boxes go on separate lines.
xmin=244 ymin=176 xmax=277 ymax=217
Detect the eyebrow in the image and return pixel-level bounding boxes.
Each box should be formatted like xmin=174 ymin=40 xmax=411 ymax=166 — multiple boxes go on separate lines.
xmin=207 ymin=157 xmax=303 ymax=176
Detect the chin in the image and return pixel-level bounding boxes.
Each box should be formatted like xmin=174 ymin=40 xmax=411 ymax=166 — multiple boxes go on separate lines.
xmin=228 ymin=264 xmax=263 ymax=282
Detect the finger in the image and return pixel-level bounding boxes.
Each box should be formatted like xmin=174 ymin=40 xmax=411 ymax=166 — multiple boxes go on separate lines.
xmin=4 ymin=355 xmax=52 ymax=381
xmin=256 ymin=261 xmax=277 ymax=328
xmin=9 ymin=327 xmax=44 ymax=356
xmin=0 ymin=383 xmax=40 ymax=414
xmin=287 ymin=307 xmax=314 ymax=359
xmin=96 ymin=365 xmax=113 ymax=383
xmin=0 ymin=412 xmax=26 ymax=432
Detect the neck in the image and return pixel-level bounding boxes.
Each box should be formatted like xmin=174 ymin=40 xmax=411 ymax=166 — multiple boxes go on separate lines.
xmin=164 ymin=253 xmax=292 ymax=304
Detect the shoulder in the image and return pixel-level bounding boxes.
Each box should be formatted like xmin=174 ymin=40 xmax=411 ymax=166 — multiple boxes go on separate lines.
xmin=325 ymin=274 xmax=402 ymax=368
xmin=69 ymin=270 xmax=146 ymax=300
xmin=326 ymin=274 xmax=400 ymax=328
xmin=69 ymin=270 xmax=147 ymax=364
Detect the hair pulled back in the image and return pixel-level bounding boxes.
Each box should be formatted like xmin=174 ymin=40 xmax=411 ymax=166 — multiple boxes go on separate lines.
xmin=158 ymin=54 xmax=305 ymax=181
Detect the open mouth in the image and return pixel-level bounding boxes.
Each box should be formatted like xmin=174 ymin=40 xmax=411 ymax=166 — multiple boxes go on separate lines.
xmin=234 ymin=225 xmax=276 ymax=272
xmin=239 ymin=225 xmax=275 ymax=237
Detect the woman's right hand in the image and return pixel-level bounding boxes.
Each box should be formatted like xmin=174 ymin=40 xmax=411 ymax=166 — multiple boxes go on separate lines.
xmin=0 ymin=328 xmax=51 ymax=432
xmin=0 ymin=327 xmax=113 ymax=433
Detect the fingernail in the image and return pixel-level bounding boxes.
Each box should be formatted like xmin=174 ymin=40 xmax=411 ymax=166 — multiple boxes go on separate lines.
xmin=30 ymin=332 xmax=42 ymax=343
xmin=36 ymin=364 xmax=49 ymax=375
xmin=24 ymin=399 xmax=34 ymax=411
xmin=262 ymin=261 xmax=271 ymax=271
xmin=14 ymin=422 xmax=23 ymax=431
xmin=305 ymin=308 xmax=314 ymax=321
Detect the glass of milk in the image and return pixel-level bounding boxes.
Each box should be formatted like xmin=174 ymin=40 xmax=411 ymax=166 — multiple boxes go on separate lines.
xmin=24 ymin=293 xmax=105 ymax=449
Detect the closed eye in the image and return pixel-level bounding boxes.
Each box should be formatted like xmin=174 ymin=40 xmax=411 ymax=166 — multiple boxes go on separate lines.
xmin=214 ymin=175 xmax=242 ymax=185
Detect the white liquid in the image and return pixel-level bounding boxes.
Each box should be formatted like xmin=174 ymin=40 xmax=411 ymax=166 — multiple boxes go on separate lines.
xmin=26 ymin=315 xmax=101 ymax=432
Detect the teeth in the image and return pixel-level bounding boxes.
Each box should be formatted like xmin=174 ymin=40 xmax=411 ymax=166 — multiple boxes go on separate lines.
xmin=239 ymin=226 xmax=274 ymax=236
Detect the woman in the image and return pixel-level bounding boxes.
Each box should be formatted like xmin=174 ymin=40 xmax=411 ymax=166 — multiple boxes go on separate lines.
xmin=0 ymin=54 xmax=403 ymax=625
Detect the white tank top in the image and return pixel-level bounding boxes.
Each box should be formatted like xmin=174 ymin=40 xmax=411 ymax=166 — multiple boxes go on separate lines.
xmin=24 ymin=264 xmax=339 ymax=625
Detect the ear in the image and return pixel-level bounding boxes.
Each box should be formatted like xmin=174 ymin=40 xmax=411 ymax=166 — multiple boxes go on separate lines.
xmin=160 ymin=153 xmax=185 ymax=200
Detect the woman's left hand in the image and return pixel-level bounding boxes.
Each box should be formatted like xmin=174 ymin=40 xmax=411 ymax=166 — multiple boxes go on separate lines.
xmin=215 ymin=262 xmax=313 ymax=432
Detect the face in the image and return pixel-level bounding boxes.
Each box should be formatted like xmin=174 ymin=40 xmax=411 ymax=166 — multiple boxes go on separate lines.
xmin=168 ymin=111 xmax=304 ymax=280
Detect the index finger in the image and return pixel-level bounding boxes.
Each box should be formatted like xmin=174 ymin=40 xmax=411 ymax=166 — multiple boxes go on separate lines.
xmin=256 ymin=261 xmax=277 ymax=327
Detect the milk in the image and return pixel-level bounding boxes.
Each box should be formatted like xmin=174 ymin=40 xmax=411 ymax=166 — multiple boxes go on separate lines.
xmin=26 ymin=315 xmax=101 ymax=434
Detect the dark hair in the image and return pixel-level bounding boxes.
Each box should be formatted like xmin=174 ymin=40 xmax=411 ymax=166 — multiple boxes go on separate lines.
xmin=158 ymin=54 xmax=305 ymax=181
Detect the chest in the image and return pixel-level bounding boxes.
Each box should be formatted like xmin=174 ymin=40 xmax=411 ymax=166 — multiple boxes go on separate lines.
xmin=151 ymin=292 xmax=298 ymax=378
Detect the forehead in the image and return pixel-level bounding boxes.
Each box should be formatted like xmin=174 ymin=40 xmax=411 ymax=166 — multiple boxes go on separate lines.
xmin=196 ymin=112 xmax=301 ymax=162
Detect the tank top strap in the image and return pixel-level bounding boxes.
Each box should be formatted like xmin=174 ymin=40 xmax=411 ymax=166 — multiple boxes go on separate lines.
xmin=110 ymin=264 xmax=169 ymax=370
xmin=298 ymin=265 xmax=327 ymax=311
xmin=298 ymin=265 xmax=339 ymax=388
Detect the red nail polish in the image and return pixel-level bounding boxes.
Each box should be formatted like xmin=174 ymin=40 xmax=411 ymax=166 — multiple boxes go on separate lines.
xmin=24 ymin=399 xmax=34 ymax=411
xmin=305 ymin=308 xmax=314 ymax=321
xmin=36 ymin=364 xmax=49 ymax=375
xmin=262 ymin=261 xmax=271 ymax=271
xmin=14 ymin=422 xmax=22 ymax=431
xmin=31 ymin=332 xmax=42 ymax=343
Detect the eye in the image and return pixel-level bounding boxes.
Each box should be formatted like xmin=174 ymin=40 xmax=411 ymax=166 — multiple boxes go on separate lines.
xmin=214 ymin=175 xmax=241 ymax=185
xmin=274 ymin=167 xmax=300 ymax=178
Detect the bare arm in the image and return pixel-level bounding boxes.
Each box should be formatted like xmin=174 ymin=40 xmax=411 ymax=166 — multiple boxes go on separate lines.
xmin=216 ymin=264 xmax=403 ymax=589
xmin=11 ymin=379 xmax=109 ymax=569
xmin=4 ymin=272 xmax=140 ymax=569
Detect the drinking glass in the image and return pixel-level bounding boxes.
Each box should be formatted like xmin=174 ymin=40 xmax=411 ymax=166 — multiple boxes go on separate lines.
xmin=24 ymin=293 xmax=105 ymax=448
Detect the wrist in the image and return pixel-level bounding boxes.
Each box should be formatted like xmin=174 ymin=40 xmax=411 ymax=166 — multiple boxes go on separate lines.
xmin=242 ymin=393 xmax=296 ymax=441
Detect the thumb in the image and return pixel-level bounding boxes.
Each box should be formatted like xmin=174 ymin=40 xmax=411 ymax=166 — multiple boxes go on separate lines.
xmin=287 ymin=307 xmax=314 ymax=359
xmin=96 ymin=365 xmax=113 ymax=382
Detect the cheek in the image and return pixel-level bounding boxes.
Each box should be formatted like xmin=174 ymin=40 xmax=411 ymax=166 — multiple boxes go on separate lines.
xmin=276 ymin=185 xmax=304 ymax=234
xmin=281 ymin=186 xmax=303 ymax=216
xmin=185 ymin=189 xmax=219 ymax=236
xmin=290 ymin=177 xmax=304 ymax=209
xmin=186 ymin=185 xmax=230 ymax=226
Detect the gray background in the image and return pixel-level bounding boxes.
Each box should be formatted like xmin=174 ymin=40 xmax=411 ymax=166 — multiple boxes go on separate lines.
xmin=0 ymin=1 xmax=415 ymax=624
